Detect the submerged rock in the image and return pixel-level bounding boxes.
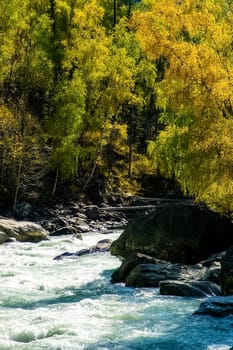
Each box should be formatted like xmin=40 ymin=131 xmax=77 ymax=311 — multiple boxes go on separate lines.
xmin=111 ymin=249 xmax=224 ymax=296
xmin=111 ymin=253 xmax=163 ymax=284
xmin=53 ymin=239 xmax=113 ymax=260
xmin=160 ymin=280 xmax=222 ymax=297
xmin=0 ymin=218 xmax=48 ymax=243
xmin=110 ymin=202 xmax=233 ymax=264
xmin=124 ymin=261 xmax=211 ymax=288
xmin=112 ymin=251 xmax=222 ymax=284
xmin=194 ymin=296 xmax=233 ymax=317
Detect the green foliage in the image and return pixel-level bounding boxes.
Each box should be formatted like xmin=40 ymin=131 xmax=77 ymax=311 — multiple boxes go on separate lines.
xmin=0 ymin=0 xmax=175 ymax=204
xmin=46 ymin=73 xmax=86 ymax=180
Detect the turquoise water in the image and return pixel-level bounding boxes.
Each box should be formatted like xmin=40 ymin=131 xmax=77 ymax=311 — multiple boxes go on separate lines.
xmin=0 ymin=231 xmax=232 ymax=350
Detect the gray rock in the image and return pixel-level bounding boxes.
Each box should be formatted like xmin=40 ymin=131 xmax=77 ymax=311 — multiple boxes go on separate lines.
xmin=75 ymin=221 xmax=90 ymax=233
xmin=76 ymin=212 xmax=88 ymax=220
xmin=53 ymin=239 xmax=113 ymax=260
xmin=194 ymin=296 xmax=233 ymax=316
xmin=160 ymin=280 xmax=222 ymax=297
xmin=201 ymin=251 xmax=225 ymax=267
xmin=0 ymin=231 xmax=11 ymax=244
xmin=111 ymin=253 xmax=165 ymax=284
xmin=15 ymin=201 xmax=32 ymax=218
xmin=96 ymin=239 xmax=113 ymax=250
xmin=125 ymin=262 xmax=211 ymax=288
xmin=111 ymin=250 xmax=221 ymax=287
xmin=205 ymin=261 xmax=221 ymax=284
xmin=220 ymin=246 xmax=233 ymax=295
xmin=84 ymin=205 xmax=100 ymax=220
xmin=110 ymin=203 xmax=233 ymax=264
xmin=53 ymin=251 xmax=76 ymax=260
xmin=50 ymin=226 xmax=82 ymax=239
xmin=0 ymin=218 xmax=48 ymax=243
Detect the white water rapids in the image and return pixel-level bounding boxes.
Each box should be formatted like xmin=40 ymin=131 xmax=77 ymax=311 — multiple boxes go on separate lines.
xmin=0 ymin=230 xmax=232 ymax=350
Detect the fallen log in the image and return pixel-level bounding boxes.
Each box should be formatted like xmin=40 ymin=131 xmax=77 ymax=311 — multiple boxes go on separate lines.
xmin=99 ymin=205 xmax=156 ymax=212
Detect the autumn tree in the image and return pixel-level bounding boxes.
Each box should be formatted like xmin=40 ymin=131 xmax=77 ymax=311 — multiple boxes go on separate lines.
xmin=111 ymin=18 xmax=157 ymax=179
xmin=62 ymin=1 xmax=150 ymax=191
xmin=0 ymin=0 xmax=51 ymax=209
xmin=134 ymin=0 xmax=233 ymax=214
xmin=0 ymin=0 xmax=164 ymax=205
xmin=102 ymin=0 xmax=138 ymax=29
xmin=0 ymin=105 xmax=46 ymax=212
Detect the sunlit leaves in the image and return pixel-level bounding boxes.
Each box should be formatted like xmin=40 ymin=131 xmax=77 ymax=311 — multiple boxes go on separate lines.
xmin=134 ymin=0 xmax=233 ymax=118
xmin=45 ymin=72 xmax=86 ymax=180
xmin=63 ymin=0 xmax=109 ymax=82
xmin=135 ymin=0 xmax=233 ymax=214
xmin=0 ymin=0 xmax=159 ymax=200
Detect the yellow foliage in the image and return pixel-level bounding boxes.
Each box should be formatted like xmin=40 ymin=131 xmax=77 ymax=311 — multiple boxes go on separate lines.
xmin=104 ymin=121 xmax=128 ymax=155
xmin=0 ymin=105 xmax=22 ymax=157
xmin=134 ymin=0 xmax=233 ymax=214
xmin=63 ymin=0 xmax=110 ymax=83
xmin=133 ymin=0 xmax=233 ymax=119
xmin=131 ymin=153 xmax=156 ymax=176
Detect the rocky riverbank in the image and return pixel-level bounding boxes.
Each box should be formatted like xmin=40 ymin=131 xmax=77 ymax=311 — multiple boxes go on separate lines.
xmin=111 ymin=250 xmax=223 ymax=297
xmin=110 ymin=201 xmax=233 ymax=316
xmin=2 ymin=198 xmax=233 ymax=318
xmin=0 ymin=199 xmax=128 ymax=244
xmin=20 ymin=201 xmax=128 ymax=234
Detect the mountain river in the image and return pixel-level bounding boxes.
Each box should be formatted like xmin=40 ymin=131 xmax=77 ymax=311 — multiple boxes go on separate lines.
xmin=0 ymin=230 xmax=233 ymax=350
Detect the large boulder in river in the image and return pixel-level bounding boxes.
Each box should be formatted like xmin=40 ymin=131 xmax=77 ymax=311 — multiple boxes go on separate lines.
xmin=111 ymin=251 xmax=223 ymax=293
xmin=194 ymin=296 xmax=233 ymax=317
xmin=111 ymin=253 xmax=163 ymax=284
xmin=160 ymin=280 xmax=222 ymax=297
xmin=0 ymin=218 xmax=48 ymax=243
xmin=110 ymin=202 xmax=233 ymax=264
xmin=124 ymin=261 xmax=212 ymax=288
xmin=220 ymin=246 xmax=233 ymax=295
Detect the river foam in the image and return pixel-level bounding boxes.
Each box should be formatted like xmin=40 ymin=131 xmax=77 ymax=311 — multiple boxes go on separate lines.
xmin=0 ymin=231 xmax=232 ymax=349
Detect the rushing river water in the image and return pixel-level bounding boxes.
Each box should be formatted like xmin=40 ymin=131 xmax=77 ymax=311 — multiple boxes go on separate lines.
xmin=0 ymin=230 xmax=233 ymax=350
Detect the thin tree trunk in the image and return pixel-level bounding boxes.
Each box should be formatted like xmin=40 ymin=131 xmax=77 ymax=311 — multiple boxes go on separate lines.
xmin=83 ymin=157 xmax=99 ymax=191
xmin=13 ymin=155 xmax=23 ymax=214
xmin=52 ymin=169 xmax=59 ymax=196
xmin=128 ymin=143 xmax=132 ymax=178
xmin=50 ymin=0 xmax=59 ymax=84
xmin=113 ymin=0 xmax=117 ymax=27
xmin=83 ymin=122 xmax=107 ymax=190
xmin=128 ymin=0 xmax=132 ymax=18
xmin=0 ymin=146 xmax=5 ymax=185
xmin=83 ymin=139 xmax=104 ymax=190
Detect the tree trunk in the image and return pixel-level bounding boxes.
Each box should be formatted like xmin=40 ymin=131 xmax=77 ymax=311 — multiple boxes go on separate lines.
xmin=52 ymin=169 xmax=59 ymax=197
xmin=13 ymin=155 xmax=23 ymax=214
xmin=128 ymin=143 xmax=132 ymax=178
xmin=83 ymin=158 xmax=98 ymax=191
xmin=128 ymin=0 xmax=132 ymax=18
xmin=113 ymin=0 xmax=117 ymax=27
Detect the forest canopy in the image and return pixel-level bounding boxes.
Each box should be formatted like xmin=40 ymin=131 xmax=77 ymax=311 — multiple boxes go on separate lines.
xmin=0 ymin=0 xmax=233 ymax=215
xmin=133 ymin=0 xmax=233 ymax=214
